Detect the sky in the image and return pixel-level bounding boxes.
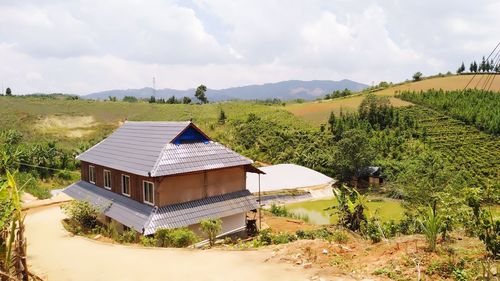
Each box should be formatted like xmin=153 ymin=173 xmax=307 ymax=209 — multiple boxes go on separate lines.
xmin=0 ymin=0 xmax=499 ymax=95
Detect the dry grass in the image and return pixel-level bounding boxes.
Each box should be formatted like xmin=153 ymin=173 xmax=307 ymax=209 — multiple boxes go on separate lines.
xmin=285 ymin=94 xmax=412 ymax=125
xmin=285 ymin=74 xmax=500 ymax=125
xmin=35 ymin=115 xmax=98 ymax=138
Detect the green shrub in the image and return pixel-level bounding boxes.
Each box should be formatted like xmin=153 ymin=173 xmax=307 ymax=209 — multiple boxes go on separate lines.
xmin=330 ymin=230 xmax=349 ymax=244
xmin=101 ymin=221 xmax=120 ymax=241
xmin=361 ymin=217 xmax=382 ymax=243
xmin=154 ymin=228 xmax=199 ymax=248
xmin=271 ymin=232 xmax=297 ymax=244
xmin=56 ymin=170 xmax=72 ymax=180
xmin=398 ymin=213 xmax=423 ymax=235
xmin=15 ymin=172 xmax=51 ymax=199
xmin=257 ymin=229 xmax=273 ymax=246
xmin=140 ymin=236 xmax=156 ymax=247
xmin=120 ymin=229 xmax=138 ymax=243
xmin=295 ymin=228 xmax=349 ymax=243
xmin=420 ymin=206 xmax=442 ymax=252
xmin=61 ymin=200 xmax=99 ymax=229
xmin=381 ymin=219 xmax=400 ymax=238
xmin=200 ymin=218 xmax=222 ymax=246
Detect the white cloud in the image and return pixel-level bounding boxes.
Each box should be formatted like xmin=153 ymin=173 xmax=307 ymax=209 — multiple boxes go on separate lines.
xmin=0 ymin=0 xmax=499 ymax=94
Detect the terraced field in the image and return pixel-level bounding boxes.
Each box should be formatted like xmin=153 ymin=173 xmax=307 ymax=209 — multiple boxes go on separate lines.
xmin=285 ymin=74 xmax=500 ymax=126
xmin=402 ymin=106 xmax=500 ymax=188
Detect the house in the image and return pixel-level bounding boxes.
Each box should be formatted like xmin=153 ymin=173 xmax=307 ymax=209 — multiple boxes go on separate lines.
xmin=355 ymin=166 xmax=384 ymax=188
xmin=63 ymin=121 xmax=262 ymax=236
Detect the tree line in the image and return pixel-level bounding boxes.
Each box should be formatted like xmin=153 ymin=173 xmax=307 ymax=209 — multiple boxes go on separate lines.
xmin=457 ymin=56 xmax=500 ymax=74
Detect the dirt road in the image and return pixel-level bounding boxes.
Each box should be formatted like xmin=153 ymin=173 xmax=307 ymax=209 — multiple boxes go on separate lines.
xmin=25 ymin=205 xmax=316 ymax=281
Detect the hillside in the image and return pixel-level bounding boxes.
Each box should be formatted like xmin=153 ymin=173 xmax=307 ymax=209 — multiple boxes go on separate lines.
xmin=285 ymin=74 xmax=500 ymax=125
xmin=84 ymin=79 xmax=368 ymax=101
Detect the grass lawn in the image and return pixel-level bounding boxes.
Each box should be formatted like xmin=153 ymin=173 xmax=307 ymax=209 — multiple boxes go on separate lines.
xmin=286 ymin=197 xmax=404 ymax=225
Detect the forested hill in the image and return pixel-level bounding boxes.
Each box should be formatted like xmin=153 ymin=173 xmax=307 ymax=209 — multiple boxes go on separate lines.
xmin=84 ymin=79 xmax=368 ymax=101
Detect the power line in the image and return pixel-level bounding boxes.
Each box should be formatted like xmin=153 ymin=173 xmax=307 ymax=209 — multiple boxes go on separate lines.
xmin=16 ymin=162 xmax=81 ymax=175
xmin=463 ymin=41 xmax=500 ymax=91
xmin=479 ymin=47 xmax=500 ymax=91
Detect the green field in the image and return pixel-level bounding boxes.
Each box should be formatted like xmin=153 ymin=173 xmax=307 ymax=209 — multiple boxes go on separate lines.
xmin=401 ymin=106 xmax=500 ymax=189
xmin=0 ymin=96 xmax=308 ymax=149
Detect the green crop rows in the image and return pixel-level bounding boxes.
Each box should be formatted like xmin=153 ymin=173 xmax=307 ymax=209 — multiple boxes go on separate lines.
xmin=402 ymin=105 xmax=499 ymax=189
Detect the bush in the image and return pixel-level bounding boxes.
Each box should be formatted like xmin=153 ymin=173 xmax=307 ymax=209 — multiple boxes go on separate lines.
xmin=154 ymin=228 xmax=199 ymax=248
xmin=361 ymin=218 xmax=382 ymax=243
xmin=398 ymin=213 xmax=423 ymax=235
xmin=15 ymin=172 xmax=51 ymax=199
xmin=330 ymin=230 xmax=349 ymax=244
xmin=120 ymin=229 xmax=138 ymax=243
xmin=200 ymin=218 xmax=222 ymax=246
xmin=100 ymin=221 xmax=119 ymax=241
xmin=257 ymin=229 xmax=273 ymax=246
xmin=271 ymin=232 xmax=297 ymax=244
xmin=420 ymin=206 xmax=442 ymax=252
xmin=381 ymin=219 xmax=400 ymax=238
xmin=61 ymin=200 xmax=99 ymax=230
xmin=140 ymin=236 xmax=156 ymax=247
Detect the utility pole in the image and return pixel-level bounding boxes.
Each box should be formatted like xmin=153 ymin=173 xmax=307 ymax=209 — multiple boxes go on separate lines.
xmin=152 ymin=76 xmax=156 ymax=97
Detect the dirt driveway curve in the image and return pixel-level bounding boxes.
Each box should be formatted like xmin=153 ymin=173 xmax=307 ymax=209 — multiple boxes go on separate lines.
xmin=25 ymin=205 xmax=316 ymax=281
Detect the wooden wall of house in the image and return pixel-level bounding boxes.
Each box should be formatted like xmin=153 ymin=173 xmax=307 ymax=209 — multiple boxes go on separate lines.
xmin=80 ymin=162 xmax=247 ymax=208
xmin=79 ymin=161 xmax=158 ymax=205
xmin=156 ymin=166 xmax=246 ymax=206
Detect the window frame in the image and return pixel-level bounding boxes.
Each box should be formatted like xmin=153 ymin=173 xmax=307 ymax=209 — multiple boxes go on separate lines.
xmin=103 ymin=169 xmax=112 ymax=190
xmin=142 ymin=180 xmax=155 ymax=206
xmin=121 ymin=174 xmax=131 ymax=197
xmin=89 ymin=165 xmax=96 ymax=184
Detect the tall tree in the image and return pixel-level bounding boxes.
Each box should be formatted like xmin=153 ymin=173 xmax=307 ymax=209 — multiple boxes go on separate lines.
xmin=457 ymin=62 xmax=465 ymax=74
xmin=469 ymin=62 xmax=474 ymax=73
xmin=333 ymin=129 xmax=375 ymax=184
xmin=480 ymin=56 xmax=486 ymax=72
xmin=195 ymin=85 xmax=208 ymax=104
xmin=412 ymin=71 xmax=423 ymax=81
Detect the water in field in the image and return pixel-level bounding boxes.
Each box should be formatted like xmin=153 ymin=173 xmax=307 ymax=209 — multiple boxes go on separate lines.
xmin=286 ymin=197 xmax=405 ymax=225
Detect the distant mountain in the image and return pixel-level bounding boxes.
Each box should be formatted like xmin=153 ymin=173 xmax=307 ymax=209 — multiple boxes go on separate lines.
xmin=84 ymin=79 xmax=368 ymax=101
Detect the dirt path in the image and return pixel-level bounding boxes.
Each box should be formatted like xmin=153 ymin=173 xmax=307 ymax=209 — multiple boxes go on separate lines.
xmin=25 ymin=205 xmax=318 ymax=281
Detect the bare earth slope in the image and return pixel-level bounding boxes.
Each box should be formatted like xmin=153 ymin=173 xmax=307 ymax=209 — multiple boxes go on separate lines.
xmin=25 ymin=205 xmax=318 ymax=281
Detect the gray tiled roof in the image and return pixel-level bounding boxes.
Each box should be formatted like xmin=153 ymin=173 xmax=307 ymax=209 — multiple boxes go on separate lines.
xmin=76 ymin=121 xmax=252 ymax=177
xmin=63 ymin=181 xmax=153 ymax=232
xmin=151 ymin=142 xmax=252 ymax=176
xmin=144 ymin=189 xmax=259 ymax=235
xmin=63 ymin=181 xmax=258 ymax=235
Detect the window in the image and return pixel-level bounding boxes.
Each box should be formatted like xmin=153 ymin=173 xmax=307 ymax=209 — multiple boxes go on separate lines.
xmin=121 ymin=174 xmax=130 ymax=196
xmin=103 ymin=170 xmax=111 ymax=190
xmin=89 ymin=165 xmax=96 ymax=184
xmin=143 ymin=181 xmax=154 ymax=205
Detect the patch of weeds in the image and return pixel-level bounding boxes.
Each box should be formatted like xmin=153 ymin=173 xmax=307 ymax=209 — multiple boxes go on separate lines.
xmin=372 ymin=263 xmax=409 ymax=281
xmin=295 ymin=228 xmax=349 ymax=243
xmin=330 ymin=230 xmax=349 ymax=243
xmin=329 ymin=255 xmax=344 ymax=267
